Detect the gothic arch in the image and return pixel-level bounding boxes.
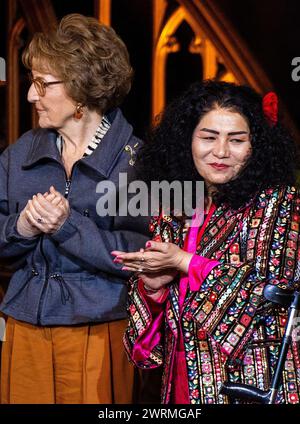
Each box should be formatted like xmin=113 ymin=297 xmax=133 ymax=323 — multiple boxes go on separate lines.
xmin=152 ymin=0 xmax=273 ymax=120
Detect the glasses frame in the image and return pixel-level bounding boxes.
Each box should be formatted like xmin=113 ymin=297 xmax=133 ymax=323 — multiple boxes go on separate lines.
xmin=28 ymin=73 xmax=64 ymax=97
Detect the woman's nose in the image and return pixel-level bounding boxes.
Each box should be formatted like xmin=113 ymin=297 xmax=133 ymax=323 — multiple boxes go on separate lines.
xmin=27 ymin=83 xmax=39 ymax=103
xmin=212 ymin=140 xmax=229 ymax=158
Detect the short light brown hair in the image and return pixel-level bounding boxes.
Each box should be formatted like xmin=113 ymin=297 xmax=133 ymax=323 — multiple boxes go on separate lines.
xmin=23 ymin=13 xmax=133 ymax=113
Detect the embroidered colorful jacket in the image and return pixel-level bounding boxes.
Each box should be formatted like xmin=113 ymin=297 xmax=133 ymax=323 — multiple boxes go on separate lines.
xmin=124 ymin=185 xmax=300 ymax=404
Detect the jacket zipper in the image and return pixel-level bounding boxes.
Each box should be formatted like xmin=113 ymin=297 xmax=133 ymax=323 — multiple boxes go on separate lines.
xmin=65 ymin=179 xmax=71 ymax=198
xmin=64 ymin=162 xmax=79 ymax=199
xmin=36 ymin=164 xmax=78 ymax=324
xmin=37 ymin=235 xmax=49 ymax=324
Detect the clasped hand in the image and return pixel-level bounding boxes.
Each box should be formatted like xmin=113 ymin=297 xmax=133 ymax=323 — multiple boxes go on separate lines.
xmin=17 ymin=186 xmax=70 ymax=237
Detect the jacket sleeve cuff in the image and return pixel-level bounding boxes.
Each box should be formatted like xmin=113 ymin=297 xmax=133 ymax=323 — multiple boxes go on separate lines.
xmin=51 ymin=209 xmax=80 ymax=243
xmin=6 ymin=214 xmax=39 ymax=243
xmin=188 ymin=254 xmax=220 ymax=291
xmin=138 ymin=279 xmax=169 ymax=313
xmin=131 ymin=279 xmax=169 ymax=363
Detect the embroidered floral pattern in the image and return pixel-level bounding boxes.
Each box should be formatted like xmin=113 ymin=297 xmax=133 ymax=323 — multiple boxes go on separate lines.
xmin=124 ymin=186 xmax=300 ymax=404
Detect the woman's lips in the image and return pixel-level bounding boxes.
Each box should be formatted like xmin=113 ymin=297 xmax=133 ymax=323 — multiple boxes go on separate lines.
xmin=209 ymin=163 xmax=230 ymax=170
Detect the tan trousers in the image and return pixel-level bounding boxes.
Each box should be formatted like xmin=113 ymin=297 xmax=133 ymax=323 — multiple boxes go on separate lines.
xmin=1 ymin=317 xmax=135 ymax=404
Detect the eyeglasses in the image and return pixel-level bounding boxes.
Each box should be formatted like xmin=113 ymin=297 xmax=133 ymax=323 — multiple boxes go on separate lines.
xmin=28 ymin=73 xmax=64 ymax=97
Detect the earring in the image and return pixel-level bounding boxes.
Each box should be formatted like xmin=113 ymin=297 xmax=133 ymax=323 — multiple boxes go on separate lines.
xmin=74 ymin=103 xmax=83 ymax=119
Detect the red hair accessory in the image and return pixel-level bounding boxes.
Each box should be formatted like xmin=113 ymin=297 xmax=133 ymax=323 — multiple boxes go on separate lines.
xmin=262 ymin=91 xmax=278 ymax=126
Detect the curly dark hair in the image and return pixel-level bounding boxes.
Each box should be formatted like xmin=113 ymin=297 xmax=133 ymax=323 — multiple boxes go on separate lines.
xmin=23 ymin=13 xmax=133 ymax=113
xmin=137 ymin=80 xmax=298 ymax=210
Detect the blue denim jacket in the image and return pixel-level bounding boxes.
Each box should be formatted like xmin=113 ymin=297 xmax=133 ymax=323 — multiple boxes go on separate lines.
xmin=0 ymin=109 xmax=150 ymax=325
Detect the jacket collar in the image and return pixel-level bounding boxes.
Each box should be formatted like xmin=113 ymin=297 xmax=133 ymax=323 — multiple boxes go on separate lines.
xmin=22 ymin=109 xmax=133 ymax=178
xmin=82 ymin=109 xmax=133 ymax=178
xmin=22 ymin=129 xmax=62 ymax=169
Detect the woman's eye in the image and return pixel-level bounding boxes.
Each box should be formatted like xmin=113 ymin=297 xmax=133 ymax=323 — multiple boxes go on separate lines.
xmin=230 ymin=139 xmax=245 ymax=143
xmin=202 ymin=136 xmax=216 ymax=140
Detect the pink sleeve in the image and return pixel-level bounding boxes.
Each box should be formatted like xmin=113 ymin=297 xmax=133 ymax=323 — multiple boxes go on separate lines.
xmin=188 ymin=254 xmax=220 ymax=291
xmin=131 ymin=280 xmax=169 ymax=363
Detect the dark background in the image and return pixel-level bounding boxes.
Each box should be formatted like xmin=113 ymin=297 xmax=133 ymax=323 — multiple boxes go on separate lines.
xmin=0 ymin=0 xmax=300 ymax=141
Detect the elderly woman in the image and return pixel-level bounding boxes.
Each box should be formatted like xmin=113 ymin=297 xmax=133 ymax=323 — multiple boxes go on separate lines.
xmin=0 ymin=14 xmax=149 ymax=404
xmin=113 ymin=80 xmax=300 ymax=404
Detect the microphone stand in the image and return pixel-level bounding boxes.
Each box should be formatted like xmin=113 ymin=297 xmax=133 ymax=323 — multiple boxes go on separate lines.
xmin=220 ymin=284 xmax=300 ymax=404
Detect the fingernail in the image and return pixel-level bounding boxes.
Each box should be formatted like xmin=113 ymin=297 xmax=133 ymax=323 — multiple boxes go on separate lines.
xmin=113 ymin=258 xmax=122 ymax=263
xmin=122 ymin=267 xmax=130 ymax=271
xmin=146 ymin=242 xmax=151 ymax=248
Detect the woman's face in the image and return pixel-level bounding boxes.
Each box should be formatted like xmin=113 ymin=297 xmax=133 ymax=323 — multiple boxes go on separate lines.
xmin=27 ymin=69 xmax=76 ymax=130
xmin=191 ymin=108 xmax=252 ymax=193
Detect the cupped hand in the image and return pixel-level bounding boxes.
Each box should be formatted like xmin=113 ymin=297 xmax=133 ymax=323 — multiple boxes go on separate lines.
xmin=17 ymin=186 xmax=65 ymax=237
xmin=111 ymin=240 xmax=193 ymax=274
xmin=17 ymin=208 xmax=41 ymax=237
xmin=24 ymin=186 xmax=70 ymax=234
